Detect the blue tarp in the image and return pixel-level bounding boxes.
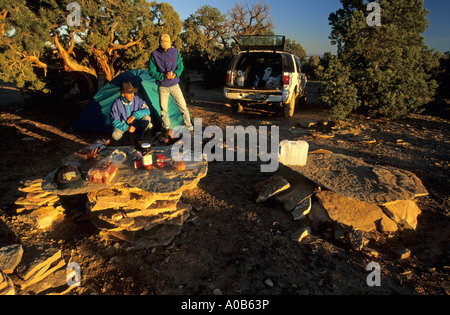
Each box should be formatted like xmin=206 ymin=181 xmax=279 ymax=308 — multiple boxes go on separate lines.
xmin=73 ymin=69 xmax=185 ymax=134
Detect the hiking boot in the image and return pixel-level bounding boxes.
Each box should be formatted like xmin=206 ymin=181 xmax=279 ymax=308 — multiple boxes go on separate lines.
xmin=157 ymin=129 xmax=171 ymax=144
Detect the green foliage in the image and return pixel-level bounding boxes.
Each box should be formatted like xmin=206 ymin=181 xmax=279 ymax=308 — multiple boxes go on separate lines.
xmin=323 ymin=0 xmax=439 ymax=119
xmin=1 ymin=0 xmax=308 ymax=95
xmin=302 ymin=55 xmax=321 ymax=80
xmin=285 ymin=39 xmax=306 ymax=61
xmin=181 ymin=5 xmax=230 ymax=65
xmin=202 ymin=54 xmax=234 ymax=89
xmin=179 ymin=5 xmax=234 ymax=88
xmin=434 ymin=52 xmax=450 ymax=103
xmin=0 ymin=0 xmax=51 ymax=92
xmin=180 ymin=2 xmax=286 ymax=89
xmin=321 ymin=56 xmax=360 ymax=120
xmin=0 ymin=0 xmax=182 ymax=96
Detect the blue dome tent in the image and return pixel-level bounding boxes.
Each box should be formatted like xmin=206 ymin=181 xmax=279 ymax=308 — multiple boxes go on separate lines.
xmin=73 ymin=69 xmax=186 ymax=134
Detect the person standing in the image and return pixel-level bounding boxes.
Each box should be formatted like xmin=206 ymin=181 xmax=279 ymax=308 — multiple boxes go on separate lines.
xmin=110 ymin=82 xmax=152 ymax=145
xmin=148 ymin=34 xmax=193 ymax=140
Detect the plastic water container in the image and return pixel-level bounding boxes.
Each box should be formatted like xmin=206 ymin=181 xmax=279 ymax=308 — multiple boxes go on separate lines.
xmin=237 ymin=70 xmax=245 ymax=86
xmin=279 ymin=140 xmax=309 ymax=166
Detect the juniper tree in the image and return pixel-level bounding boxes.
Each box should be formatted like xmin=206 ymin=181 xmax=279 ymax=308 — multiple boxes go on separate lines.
xmin=321 ymin=56 xmax=360 ymax=120
xmin=325 ymin=0 xmax=439 ymax=119
xmin=181 ymin=5 xmax=230 ymax=63
xmin=0 ymin=0 xmax=182 ymax=95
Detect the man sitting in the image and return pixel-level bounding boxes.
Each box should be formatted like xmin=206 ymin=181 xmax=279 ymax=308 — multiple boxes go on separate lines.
xmin=110 ymin=82 xmax=152 ymax=145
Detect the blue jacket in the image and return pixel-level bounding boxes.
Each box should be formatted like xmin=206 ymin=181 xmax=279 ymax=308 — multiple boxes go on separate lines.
xmin=148 ymin=47 xmax=184 ymax=87
xmin=110 ymin=96 xmax=150 ymax=132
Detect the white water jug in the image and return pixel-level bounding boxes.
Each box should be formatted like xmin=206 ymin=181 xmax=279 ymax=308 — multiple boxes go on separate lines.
xmin=279 ymin=140 xmax=309 ymax=166
xmin=237 ymin=70 xmax=245 ymax=86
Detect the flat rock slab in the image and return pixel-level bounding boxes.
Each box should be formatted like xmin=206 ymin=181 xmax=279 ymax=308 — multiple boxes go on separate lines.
xmin=382 ymin=200 xmax=421 ymax=230
xmin=102 ymin=225 xmax=184 ymax=248
xmin=16 ymin=246 xmax=61 ymax=281
xmin=19 ymin=206 xmax=65 ymax=230
xmin=253 ymin=175 xmax=290 ymax=203
xmin=41 ymin=146 xmax=208 ymax=196
xmin=316 ymin=191 xmax=385 ymax=232
xmin=134 ymin=225 xmax=183 ymax=249
xmin=22 ymin=268 xmax=67 ymax=294
xmin=0 ymin=270 xmax=15 ymax=295
xmin=286 ymin=153 xmax=428 ymax=205
xmin=274 ymin=165 xmax=318 ymax=211
xmin=0 ymin=244 xmax=23 ymax=274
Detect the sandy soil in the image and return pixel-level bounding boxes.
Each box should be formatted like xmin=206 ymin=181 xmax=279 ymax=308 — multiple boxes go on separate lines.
xmin=0 ymin=80 xmax=449 ymax=297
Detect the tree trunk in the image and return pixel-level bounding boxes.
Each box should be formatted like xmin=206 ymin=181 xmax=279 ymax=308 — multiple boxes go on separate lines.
xmin=92 ymin=48 xmax=114 ymax=82
xmin=53 ymin=33 xmax=97 ymax=78
xmin=52 ymin=33 xmax=97 ymax=95
xmin=0 ymin=10 xmax=7 ymax=37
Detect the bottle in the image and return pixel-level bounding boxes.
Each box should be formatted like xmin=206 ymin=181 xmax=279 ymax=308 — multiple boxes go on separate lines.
xmin=157 ymin=154 xmax=166 ymax=168
xmin=141 ymin=143 xmax=153 ymax=170
xmin=134 ymin=151 xmax=143 ymax=169
xmin=279 ymin=140 xmax=309 ymax=166
xmin=237 ymin=70 xmax=245 ymax=86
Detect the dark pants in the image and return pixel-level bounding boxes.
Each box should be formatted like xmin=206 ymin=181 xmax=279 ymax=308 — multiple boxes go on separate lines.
xmin=112 ymin=115 xmax=152 ymax=142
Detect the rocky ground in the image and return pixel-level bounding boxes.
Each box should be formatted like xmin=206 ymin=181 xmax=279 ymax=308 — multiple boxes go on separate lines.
xmin=0 ymin=80 xmax=449 ymax=298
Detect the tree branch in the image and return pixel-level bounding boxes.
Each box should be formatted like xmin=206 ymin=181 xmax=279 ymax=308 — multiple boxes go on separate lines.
xmin=92 ymin=47 xmax=113 ymax=81
xmin=53 ymin=32 xmax=97 ymax=77
xmin=107 ymin=37 xmax=143 ymax=54
xmin=67 ymin=31 xmax=75 ymax=55
xmin=0 ymin=10 xmax=7 ymax=37
xmin=110 ymin=21 xmax=118 ymax=43
xmin=26 ymin=55 xmax=47 ymax=69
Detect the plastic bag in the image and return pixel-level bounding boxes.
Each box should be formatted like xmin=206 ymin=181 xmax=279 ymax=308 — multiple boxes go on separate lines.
xmin=88 ymin=150 xmax=126 ymax=184
xmin=262 ymin=67 xmax=272 ymax=81
xmin=266 ymin=75 xmax=282 ymax=88
xmin=74 ymin=139 xmax=110 ymax=161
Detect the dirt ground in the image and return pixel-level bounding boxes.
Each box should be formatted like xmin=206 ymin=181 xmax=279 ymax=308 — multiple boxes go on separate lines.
xmin=0 ymin=80 xmax=449 ymax=297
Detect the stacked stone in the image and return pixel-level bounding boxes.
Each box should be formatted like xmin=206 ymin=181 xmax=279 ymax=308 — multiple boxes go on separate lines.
xmin=254 ymin=152 xmax=428 ymax=255
xmin=0 ymin=244 xmax=67 ymax=295
xmin=0 ymin=269 xmax=15 ymax=295
xmin=15 ymin=178 xmax=64 ymax=230
xmin=35 ymin=146 xmax=208 ymax=248
xmin=87 ymin=185 xmax=193 ymax=248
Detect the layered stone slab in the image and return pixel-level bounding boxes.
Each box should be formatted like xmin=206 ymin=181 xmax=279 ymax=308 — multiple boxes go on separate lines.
xmin=285 ymin=153 xmax=428 ymax=205
xmin=41 ymin=146 xmax=208 ymax=196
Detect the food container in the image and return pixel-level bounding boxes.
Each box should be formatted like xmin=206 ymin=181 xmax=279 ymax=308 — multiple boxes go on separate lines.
xmin=157 ymin=154 xmax=166 ymax=168
xmin=133 ymin=150 xmax=143 ymax=169
xmin=88 ymin=161 xmax=118 ymax=184
xmin=134 ymin=158 xmax=143 ymax=169
xmin=141 ymin=143 xmax=153 ymax=170
xmin=172 ymin=160 xmax=186 ymax=171
xmin=87 ymin=149 xmax=126 ymax=184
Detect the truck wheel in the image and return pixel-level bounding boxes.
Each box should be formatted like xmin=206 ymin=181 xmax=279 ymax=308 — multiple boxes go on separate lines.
xmin=231 ymin=101 xmax=244 ymax=113
xmin=283 ymin=96 xmax=296 ymax=118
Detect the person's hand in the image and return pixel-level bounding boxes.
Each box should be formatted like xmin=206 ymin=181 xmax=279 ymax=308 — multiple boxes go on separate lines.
xmin=127 ymin=116 xmax=135 ymax=124
xmin=166 ymin=71 xmax=176 ymax=80
xmin=128 ymin=125 xmax=136 ymax=133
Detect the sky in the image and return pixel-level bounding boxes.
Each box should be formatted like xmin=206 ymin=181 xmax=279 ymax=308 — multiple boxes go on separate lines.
xmin=160 ymin=0 xmax=450 ymax=55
